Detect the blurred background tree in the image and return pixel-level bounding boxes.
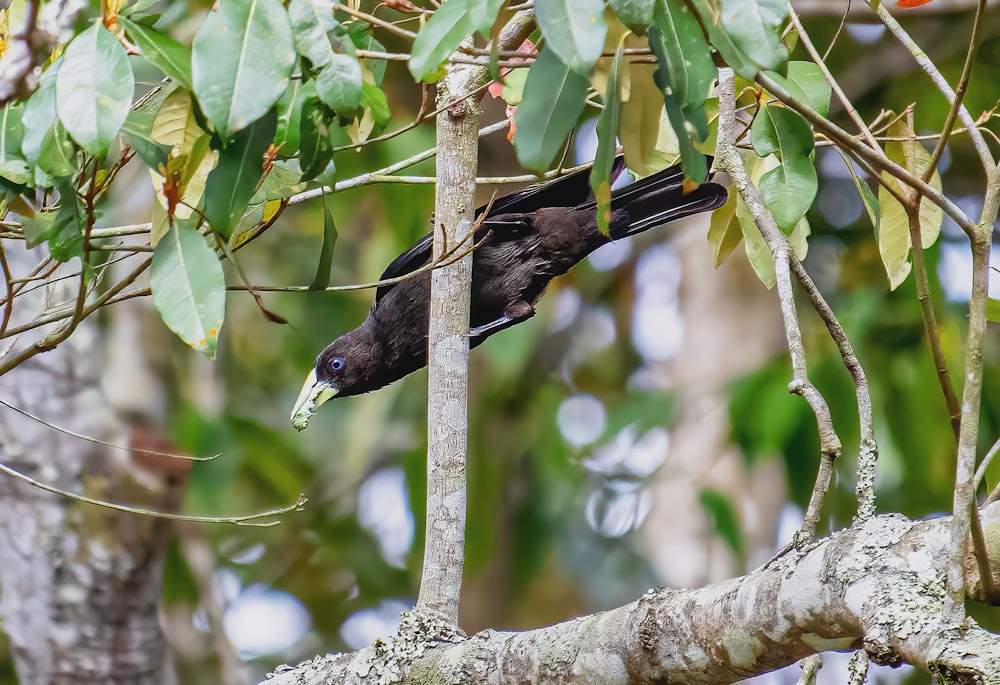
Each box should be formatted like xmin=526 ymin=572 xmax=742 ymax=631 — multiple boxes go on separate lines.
xmin=0 ymin=0 xmax=996 ymax=683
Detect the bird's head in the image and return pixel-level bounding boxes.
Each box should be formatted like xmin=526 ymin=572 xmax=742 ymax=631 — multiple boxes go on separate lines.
xmin=290 ymin=333 xmax=373 ymax=430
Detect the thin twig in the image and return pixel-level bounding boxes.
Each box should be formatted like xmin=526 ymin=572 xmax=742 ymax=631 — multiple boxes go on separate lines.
xmin=0 ymin=398 xmax=220 ymax=461
xmin=787 ymin=3 xmax=879 ymax=151
xmin=335 ymin=2 xmax=418 ymax=39
xmin=790 ymin=257 xmax=877 ymax=521
xmin=869 ymin=0 xmax=997 ymax=177
xmin=0 ymin=459 xmax=307 ymax=526
xmin=922 ymin=0 xmax=987 ymax=181
xmin=717 ymin=68 xmax=841 ymax=540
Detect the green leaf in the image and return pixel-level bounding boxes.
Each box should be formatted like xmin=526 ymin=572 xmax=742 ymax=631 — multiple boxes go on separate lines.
xmin=204 ymin=108 xmax=277 ymax=240
xmin=535 ymin=0 xmax=607 ymax=75
xmin=736 ymin=190 xmax=774 ymax=288
xmin=757 ymin=153 xmax=817 ymax=230
xmin=512 ymin=46 xmax=589 ymax=173
xmin=987 ymin=298 xmax=1000 ymax=323
xmin=22 ymin=60 xmax=61 ymax=162
xmin=308 ymin=196 xmax=338 ymax=290
xmin=0 ymin=160 xmax=31 ymax=185
xmin=763 ymin=61 xmax=831 ymax=117
xmin=275 ymin=79 xmax=315 ymax=157
xmin=1 ymin=105 xmax=25 ymax=162
xmin=718 ymin=0 xmax=788 ymax=74
xmin=299 ymin=97 xmax=334 ymax=182
xmin=49 ymin=184 xmax=85 ymax=262
xmin=251 ymin=159 xmax=307 ymax=202
xmin=649 ymin=0 xmax=715 ymax=113
xmin=500 ymin=68 xmax=529 ymax=106
xmin=150 ymin=222 xmax=227 ymax=359
xmin=750 ymin=104 xmax=814 ymax=159
xmin=192 ymin=0 xmax=295 ymax=139
xmin=56 ymin=22 xmax=134 ymax=157
xmin=37 ymin=122 xmax=77 ymax=180
xmin=118 ymin=15 xmax=194 ymax=91
xmin=347 ymin=24 xmax=387 ymax=84
xmin=590 ymin=41 xmax=624 ymax=236
xmin=120 ymin=120 xmax=172 ymax=170
xmin=288 ymin=0 xmax=338 ymax=66
xmin=408 ymin=0 xmax=504 ymax=81
xmin=608 ymin=0 xmax=655 ymax=31
xmin=360 ymin=79 xmax=391 ymax=128
xmin=22 ymin=211 xmax=56 ymax=247
xmin=289 ymin=0 xmax=363 ymax=114
xmin=836 ymin=149 xmax=880 ymax=236
xmin=699 ymin=488 xmax=745 ymax=562
xmin=316 ymin=53 xmax=363 ymax=114
xmin=619 ymin=59 xmax=662 ymax=174
xmin=707 ymin=185 xmax=740 ymax=267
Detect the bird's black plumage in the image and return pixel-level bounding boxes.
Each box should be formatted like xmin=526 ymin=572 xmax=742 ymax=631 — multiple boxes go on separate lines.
xmin=291 ymin=159 xmax=728 ymax=429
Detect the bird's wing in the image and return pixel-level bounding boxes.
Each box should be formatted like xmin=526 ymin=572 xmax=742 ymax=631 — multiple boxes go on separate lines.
xmin=374 ymin=233 xmax=434 ymax=305
xmin=373 ymin=216 xmax=533 ymax=306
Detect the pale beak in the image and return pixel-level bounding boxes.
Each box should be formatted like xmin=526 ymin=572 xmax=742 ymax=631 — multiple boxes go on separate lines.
xmin=290 ymin=368 xmax=339 ymax=431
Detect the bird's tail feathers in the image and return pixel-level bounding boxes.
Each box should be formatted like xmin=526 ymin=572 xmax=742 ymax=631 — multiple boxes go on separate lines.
xmin=611 ymin=181 xmax=729 ymax=239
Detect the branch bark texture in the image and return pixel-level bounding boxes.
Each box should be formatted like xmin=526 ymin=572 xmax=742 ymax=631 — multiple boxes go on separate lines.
xmin=262 ymin=504 xmax=1000 ymax=685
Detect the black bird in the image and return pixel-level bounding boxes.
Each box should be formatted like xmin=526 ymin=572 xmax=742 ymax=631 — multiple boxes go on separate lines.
xmin=291 ymin=158 xmax=728 ymax=429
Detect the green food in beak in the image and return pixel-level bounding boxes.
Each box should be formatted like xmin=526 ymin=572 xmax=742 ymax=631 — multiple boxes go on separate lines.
xmin=290 ymin=369 xmax=338 ymax=431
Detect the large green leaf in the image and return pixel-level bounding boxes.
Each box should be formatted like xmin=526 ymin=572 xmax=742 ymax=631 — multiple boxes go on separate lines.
xmin=56 ymin=22 xmax=134 ymax=157
xmin=512 ymin=46 xmax=589 ymax=173
xmin=757 ymin=154 xmax=817 ymax=230
xmin=299 ymin=97 xmax=334 ymax=181
xmin=192 ymin=0 xmax=295 ymax=139
xmin=688 ymin=0 xmax=786 ymax=79
xmin=535 ymin=0 xmax=607 ymax=75
xmin=649 ymin=26 xmax=708 ymax=183
xmin=608 ymin=0 xmax=655 ymax=31
xmin=23 ymin=60 xmax=61 ymax=163
xmin=750 ymin=104 xmax=816 ymax=229
xmin=204 ymin=108 xmax=277 ymax=240
xmin=408 ymin=0 xmax=504 ymax=82
xmin=275 ymin=79 xmax=315 ymax=157
xmin=718 ymin=0 xmax=788 ymax=73
xmin=289 ymin=0 xmax=363 ymax=114
xmin=151 ymin=222 xmax=227 ymax=359
xmin=1 ymin=105 xmax=24 ymax=163
xmin=37 ymin=122 xmax=77 ymax=180
xmin=649 ymin=0 xmax=715 ymax=113
xmin=750 ymin=104 xmax=813 ymax=158
xmin=118 ymin=15 xmax=194 ymax=91
xmin=763 ymin=62 xmax=831 ymax=117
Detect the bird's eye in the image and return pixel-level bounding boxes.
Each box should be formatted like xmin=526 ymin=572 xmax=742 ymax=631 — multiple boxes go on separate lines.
xmin=329 ymin=357 xmax=345 ymax=372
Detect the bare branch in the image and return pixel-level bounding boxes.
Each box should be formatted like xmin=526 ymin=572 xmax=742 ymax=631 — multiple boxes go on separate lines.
xmin=716 ymin=68 xmax=841 ymax=539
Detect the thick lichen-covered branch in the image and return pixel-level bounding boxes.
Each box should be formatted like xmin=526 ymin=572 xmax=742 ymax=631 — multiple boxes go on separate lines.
xmin=262 ymin=503 xmax=1000 ymax=685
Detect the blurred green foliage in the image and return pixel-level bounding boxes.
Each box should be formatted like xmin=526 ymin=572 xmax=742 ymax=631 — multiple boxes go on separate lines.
xmin=0 ymin=2 xmax=998 ymax=684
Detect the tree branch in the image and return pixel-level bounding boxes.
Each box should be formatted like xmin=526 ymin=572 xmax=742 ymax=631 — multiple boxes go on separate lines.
xmin=261 ymin=503 xmax=1000 ymax=684
xmin=716 ymin=68 xmax=841 ymax=539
